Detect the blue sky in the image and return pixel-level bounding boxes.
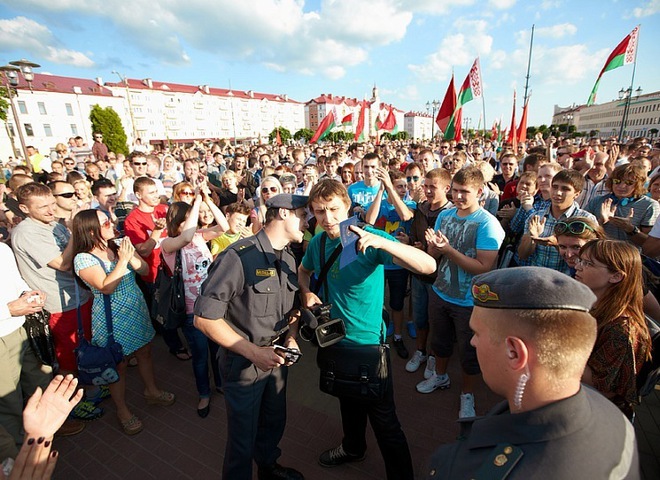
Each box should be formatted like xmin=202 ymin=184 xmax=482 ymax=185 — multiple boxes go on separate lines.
xmin=0 ymin=0 xmax=658 ymax=129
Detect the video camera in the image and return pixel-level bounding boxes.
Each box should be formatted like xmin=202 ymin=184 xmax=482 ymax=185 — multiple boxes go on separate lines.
xmin=299 ymin=303 xmax=346 ymax=348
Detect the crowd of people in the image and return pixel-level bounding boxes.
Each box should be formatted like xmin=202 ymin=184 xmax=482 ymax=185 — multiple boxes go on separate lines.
xmin=1 ymin=131 xmax=658 ymax=479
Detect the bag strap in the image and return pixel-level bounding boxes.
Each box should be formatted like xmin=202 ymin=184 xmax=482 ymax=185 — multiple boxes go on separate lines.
xmin=87 ymin=253 xmax=117 ymax=342
xmin=313 ymin=232 xmax=342 ymax=297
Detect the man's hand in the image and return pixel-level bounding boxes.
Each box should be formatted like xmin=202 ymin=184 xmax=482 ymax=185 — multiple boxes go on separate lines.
xmin=425 ymin=228 xmax=450 ymax=256
xmin=301 ymin=290 xmax=322 ymax=309
xmin=8 ymin=291 xmax=46 ymax=317
xmin=496 ymin=204 xmax=516 ymax=220
xmin=600 ymin=197 xmax=616 ymax=224
xmin=152 ymin=217 xmax=166 ymax=231
xmin=528 ymin=215 xmax=546 ymax=238
xmin=609 ymin=209 xmax=636 ymax=233
xmin=249 ymin=346 xmax=285 ymax=372
xmin=350 ymin=225 xmax=385 ymax=254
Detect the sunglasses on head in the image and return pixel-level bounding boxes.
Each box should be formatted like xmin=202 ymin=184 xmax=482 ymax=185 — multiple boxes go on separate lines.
xmin=54 ymin=192 xmax=76 ymax=198
xmin=554 ymin=220 xmax=595 ymax=236
xmin=406 ymin=175 xmax=420 ymax=182
xmin=261 ymin=186 xmax=279 ymax=194
xmin=612 ymin=178 xmax=635 ymax=186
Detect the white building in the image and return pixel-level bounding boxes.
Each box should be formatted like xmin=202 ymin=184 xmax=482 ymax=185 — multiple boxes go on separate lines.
xmin=403 ymin=111 xmax=434 ymax=140
xmin=552 ymin=89 xmax=660 ymax=139
xmin=1 ymin=73 xmax=130 ymax=160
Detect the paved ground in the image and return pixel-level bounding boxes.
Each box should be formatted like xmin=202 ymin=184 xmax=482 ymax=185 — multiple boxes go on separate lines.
xmin=53 ymin=332 xmax=660 ymax=479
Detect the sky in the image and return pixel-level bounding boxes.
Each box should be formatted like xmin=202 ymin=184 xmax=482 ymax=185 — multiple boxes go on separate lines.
xmin=0 ymin=0 xmax=659 ymax=130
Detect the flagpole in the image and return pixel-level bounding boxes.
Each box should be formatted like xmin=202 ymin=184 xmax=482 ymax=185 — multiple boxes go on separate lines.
xmin=618 ymin=25 xmax=640 ymax=143
xmin=523 ymin=25 xmax=534 ymax=106
xmin=481 ymin=93 xmax=487 ymax=142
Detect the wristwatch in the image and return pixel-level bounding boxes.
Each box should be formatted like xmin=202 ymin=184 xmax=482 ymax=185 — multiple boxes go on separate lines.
xmin=627 ymin=225 xmax=640 ymax=236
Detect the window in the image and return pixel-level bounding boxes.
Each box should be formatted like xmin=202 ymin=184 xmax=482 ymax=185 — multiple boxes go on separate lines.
xmin=38 ymin=102 xmax=47 ymax=115
xmin=43 ymin=124 xmax=53 ymax=137
xmin=24 ymin=124 xmax=34 ymax=136
xmin=65 ymin=103 xmax=74 ymax=116
xmin=70 ymin=124 xmax=78 ymax=135
xmin=18 ymin=101 xmax=27 ymax=114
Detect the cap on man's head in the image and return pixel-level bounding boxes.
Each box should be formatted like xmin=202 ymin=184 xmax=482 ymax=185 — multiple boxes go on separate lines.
xmin=265 ymin=194 xmax=308 ymax=210
xmin=471 ymin=266 xmax=596 ymax=312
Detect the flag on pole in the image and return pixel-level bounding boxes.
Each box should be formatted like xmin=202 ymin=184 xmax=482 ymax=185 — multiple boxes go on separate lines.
xmin=310 ymin=106 xmax=337 ymax=144
xmin=275 ymin=128 xmax=282 ymax=146
xmin=457 ymin=57 xmax=484 ymax=106
xmin=587 ymin=26 xmax=640 ymax=106
xmin=517 ymin=99 xmax=529 ymax=144
xmin=377 ymin=106 xmax=398 ymax=134
xmin=491 ymin=120 xmax=499 ymax=140
xmin=354 ymin=101 xmax=367 ymax=142
xmin=436 ymin=74 xmax=456 ymax=134
xmin=507 ymin=91 xmax=518 ymax=151
xmin=341 ymin=113 xmax=353 ymax=127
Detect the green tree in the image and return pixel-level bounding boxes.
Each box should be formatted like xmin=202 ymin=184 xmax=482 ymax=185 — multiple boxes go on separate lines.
xmin=89 ymin=105 xmax=129 ymax=155
xmin=0 ymin=87 xmax=9 ymax=122
xmin=526 ymin=126 xmax=538 ymax=138
xmin=537 ymin=124 xmax=548 ymax=135
xmin=294 ymin=128 xmax=314 ymax=142
xmin=269 ymin=126 xmax=291 ymax=144
xmin=649 ymin=128 xmax=658 ymax=138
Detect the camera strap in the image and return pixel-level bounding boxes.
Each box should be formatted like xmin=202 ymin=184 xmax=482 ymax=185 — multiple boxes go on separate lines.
xmin=314 ymin=232 xmax=343 ymax=297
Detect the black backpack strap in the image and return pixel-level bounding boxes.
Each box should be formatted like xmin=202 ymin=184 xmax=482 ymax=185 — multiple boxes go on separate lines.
xmin=313 ymin=232 xmax=342 ymax=297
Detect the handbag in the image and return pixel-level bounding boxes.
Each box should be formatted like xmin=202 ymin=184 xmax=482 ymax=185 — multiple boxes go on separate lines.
xmin=154 ymin=249 xmax=187 ymax=329
xmin=23 ymin=308 xmax=58 ymax=369
xmin=75 ymin=257 xmax=124 ymax=386
xmin=317 ymin=342 xmax=390 ymax=400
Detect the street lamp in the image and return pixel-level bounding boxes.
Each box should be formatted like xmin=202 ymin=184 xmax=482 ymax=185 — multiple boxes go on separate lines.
xmin=561 ymin=113 xmax=573 ymax=137
xmin=112 ymin=70 xmax=138 ymax=142
xmin=463 ymin=117 xmax=472 ymax=141
xmin=0 ymin=58 xmax=40 ymax=162
xmin=618 ymin=85 xmax=642 ymax=142
xmin=426 ymin=99 xmax=439 ymax=139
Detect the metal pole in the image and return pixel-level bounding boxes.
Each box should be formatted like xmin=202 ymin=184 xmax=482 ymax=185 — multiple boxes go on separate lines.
xmin=3 ymin=81 xmax=29 ymax=162
xmin=618 ymin=28 xmax=639 ymax=142
xmin=523 ymin=25 xmax=534 ymax=107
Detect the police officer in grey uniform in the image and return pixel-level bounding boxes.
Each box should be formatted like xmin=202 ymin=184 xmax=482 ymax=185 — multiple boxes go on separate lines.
xmin=425 ymin=267 xmax=640 ymax=480
xmin=194 ymin=194 xmax=308 ymax=480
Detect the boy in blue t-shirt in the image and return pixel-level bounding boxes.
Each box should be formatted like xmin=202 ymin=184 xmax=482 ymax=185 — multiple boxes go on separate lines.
xmin=417 ymin=166 xmax=505 ymax=420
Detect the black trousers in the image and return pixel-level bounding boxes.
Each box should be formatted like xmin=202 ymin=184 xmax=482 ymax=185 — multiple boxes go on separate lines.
xmin=338 ymin=360 xmax=414 ymax=480
xmin=221 ymin=352 xmax=287 ymax=479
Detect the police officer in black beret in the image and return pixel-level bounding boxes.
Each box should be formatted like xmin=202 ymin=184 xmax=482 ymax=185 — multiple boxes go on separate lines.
xmin=194 ymin=194 xmax=308 ymax=480
xmin=425 ymin=266 xmax=640 ymax=479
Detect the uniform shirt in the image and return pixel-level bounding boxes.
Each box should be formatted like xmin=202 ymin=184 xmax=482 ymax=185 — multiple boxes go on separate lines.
xmin=194 ymin=229 xmax=298 ymax=348
xmin=302 ymin=227 xmax=393 ymax=345
xmin=433 ymin=208 xmax=505 ymax=307
xmin=425 ymin=387 xmax=639 ymax=480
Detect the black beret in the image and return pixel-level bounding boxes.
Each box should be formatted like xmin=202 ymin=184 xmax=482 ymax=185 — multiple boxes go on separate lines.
xmin=265 ymin=194 xmax=308 ymax=210
xmin=471 ymin=266 xmax=596 ymax=312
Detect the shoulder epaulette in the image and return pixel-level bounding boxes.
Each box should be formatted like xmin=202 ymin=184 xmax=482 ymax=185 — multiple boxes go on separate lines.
xmin=473 ymin=443 xmax=523 ymax=480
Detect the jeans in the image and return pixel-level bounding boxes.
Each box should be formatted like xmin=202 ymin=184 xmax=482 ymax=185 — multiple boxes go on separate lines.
xmin=183 ymin=314 xmax=211 ymax=398
xmin=384 ymin=268 xmax=409 ymax=311
xmin=338 ymin=355 xmax=413 ymax=480
xmin=411 ymin=276 xmax=433 ymax=330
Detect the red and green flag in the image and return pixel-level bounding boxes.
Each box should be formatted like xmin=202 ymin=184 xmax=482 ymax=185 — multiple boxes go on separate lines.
xmin=341 ymin=112 xmax=353 ymax=127
xmin=376 ymin=105 xmax=398 ymax=134
xmin=436 ymin=74 xmax=456 ymax=136
xmin=517 ymin=98 xmax=529 ymax=144
xmin=587 ymin=26 xmax=639 ymax=106
xmin=354 ymin=101 xmax=367 ymax=142
xmin=310 ymin=106 xmax=337 ymax=143
xmin=445 ymin=58 xmax=482 ymax=142
xmin=507 ymin=90 xmax=517 ymax=151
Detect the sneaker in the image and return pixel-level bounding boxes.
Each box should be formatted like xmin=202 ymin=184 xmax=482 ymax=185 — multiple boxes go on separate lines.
xmin=392 ymin=337 xmax=409 ymax=359
xmin=459 ymin=393 xmax=476 ymax=418
xmin=70 ymin=400 xmax=104 ymax=422
xmin=257 ymin=463 xmax=304 ymax=480
xmin=386 ymin=321 xmax=394 ymax=337
xmin=406 ymin=321 xmax=417 ymax=339
xmin=405 ymin=350 xmax=427 ymax=372
xmin=55 ymin=419 xmax=85 ymax=437
xmin=424 ymin=355 xmax=437 ymax=380
xmin=319 ymin=444 xmax=365 ymax=468
xmin=416 ymin=373 xmax=450 ymax=394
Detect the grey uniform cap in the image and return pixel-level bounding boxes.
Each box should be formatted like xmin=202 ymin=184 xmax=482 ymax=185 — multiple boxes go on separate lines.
xmin=471 ymin=266 xmax=597 ymax=312
xmin=265 ymin=194 xmax=308 ymax=210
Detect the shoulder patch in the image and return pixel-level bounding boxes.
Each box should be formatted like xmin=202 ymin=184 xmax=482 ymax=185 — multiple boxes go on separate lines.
xmin=473 ymin=443 xmax=523 ymax=480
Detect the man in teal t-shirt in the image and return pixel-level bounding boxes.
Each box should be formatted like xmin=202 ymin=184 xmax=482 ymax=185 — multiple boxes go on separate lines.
xmin=299 ymin=179 xmax=435 ymax=479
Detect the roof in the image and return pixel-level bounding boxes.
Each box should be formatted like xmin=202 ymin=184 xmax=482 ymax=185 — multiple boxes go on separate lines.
xmin=306 ymin=94 xmax=364 ymax=108
xmin=12 ymin=73 xmax=115 ymax=97
xmin=104 ymin=78 xmax=302 ymax=103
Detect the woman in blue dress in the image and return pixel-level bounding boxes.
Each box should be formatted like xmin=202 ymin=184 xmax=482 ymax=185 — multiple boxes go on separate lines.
xmin=72 ymin=209 xmax=175 ymax=435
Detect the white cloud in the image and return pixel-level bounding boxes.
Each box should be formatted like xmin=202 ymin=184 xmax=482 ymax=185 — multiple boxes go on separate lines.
xmin=535 ymin=23 xmax=577 ymax=38
xmin=631 ymin=0 xmax=660 ymax=17
xmin=0 ymin=16 xmax=94 ymax=67
xmin=398 ymin=0 xmax=475 ymax=15
xmin=541 ymin=0 xmax=562 ymax=9
xmin=489 ymin=0 xmax=517 ymax=9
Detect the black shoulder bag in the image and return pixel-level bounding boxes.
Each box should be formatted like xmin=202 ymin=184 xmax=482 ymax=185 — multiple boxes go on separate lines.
xmin=154 ymin=249 xmax=187 ymax=329
xmin=314 ymin=233 xmax=390 ymax=401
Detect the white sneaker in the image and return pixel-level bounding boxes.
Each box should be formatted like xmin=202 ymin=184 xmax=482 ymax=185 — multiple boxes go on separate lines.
xmin=424 ymin=355 xmax=436 ymax=379
xmin=405 ymin=350 xmax=427 ymax=373
xmin=459 ymin=393 xmax=476 ymax=418
xmin=416 ymin=373 xmax=450 ymax=394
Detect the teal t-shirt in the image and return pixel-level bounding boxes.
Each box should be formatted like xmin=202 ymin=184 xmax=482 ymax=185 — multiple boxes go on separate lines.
xmin=302 ymin=227 xmax=394 ymax=345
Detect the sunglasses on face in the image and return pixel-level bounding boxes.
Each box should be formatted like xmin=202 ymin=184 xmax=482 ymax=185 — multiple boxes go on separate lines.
xmin=132 ymin=162 xmax=147 ymax=166
xmin=64 ymin=162 xmax=75 ymax=166
xmin=554 ymin=220 xmax=595 ymax=236
xmin=180 ymin=191 xmax=194 ymax=196
xmin=406 ymin=176 xmax=420 ymax=182
xmin=612 ymin=178 xmax=635 ymax=186
xmin=54 ymin=192 xmax=76 ymax=198
xmin=262 ymin=186 xmax=279 ymax=194
xmin=100 ymin=219 xmax=112 ymax=229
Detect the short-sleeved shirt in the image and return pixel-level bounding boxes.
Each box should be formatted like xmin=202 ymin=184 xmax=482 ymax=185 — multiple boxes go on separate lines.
xmin=194 ymin=229 xmax=298 ymax=348
xmin=302 ymin=227 xmax=394 ymax=345
xmin=347 ymin=181 xmax=381 ymax=209
xmin=432 ymin=208 xmax=505 ymax=307
xmin=124 ymin=203 xmax=168 ymax=283
xmin=366 ymin=197 xmax=416 ymax=271
xmin=523 ymin=202 xmax=596 ymax=273
xmin=11 ymin=217 xmax=91 ymax=313
xmin=210 ymin=231 xmax=241 ymax=256
xmin=586 ymin=194 xmax=660 ymax=241
xmin=163 ymin=233 xmax=213 ymax=314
